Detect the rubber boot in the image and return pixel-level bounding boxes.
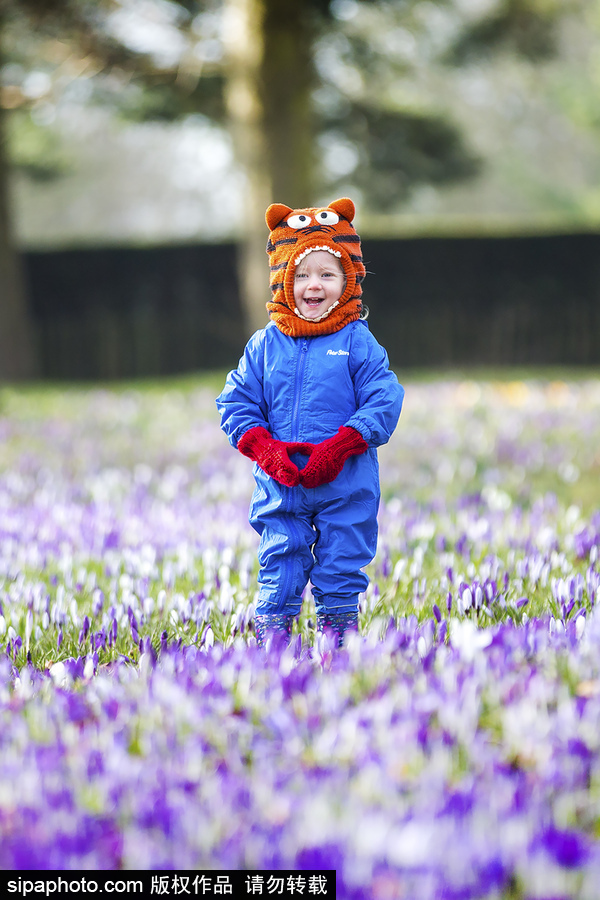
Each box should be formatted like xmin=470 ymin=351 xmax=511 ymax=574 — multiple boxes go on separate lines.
xmin=254 ymin=613 xmax=293 ymax=649
xmin=317 ymin=611 xmax=359 ymax=648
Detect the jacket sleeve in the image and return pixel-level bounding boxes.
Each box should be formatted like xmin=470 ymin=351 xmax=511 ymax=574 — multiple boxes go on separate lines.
xmin=215 ymin=330 xmax=270 ymax=449
xmin=344 ymin=324 xmax=404 ymax=448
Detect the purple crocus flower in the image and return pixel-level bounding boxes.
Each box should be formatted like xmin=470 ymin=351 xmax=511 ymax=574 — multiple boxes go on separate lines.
xmin=538 ymin=826 xmax=590 ymax=868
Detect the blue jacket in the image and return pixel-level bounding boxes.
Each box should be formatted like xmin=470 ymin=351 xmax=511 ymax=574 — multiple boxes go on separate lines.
xmin=217 ymin=319 xmax=404 ymax=452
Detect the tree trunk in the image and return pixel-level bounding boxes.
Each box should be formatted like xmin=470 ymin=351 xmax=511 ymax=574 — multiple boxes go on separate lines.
xmin=0 ymin=19 xmax=37 ymax=381
xmin=223 ymin=0 xmax=317 ymax=336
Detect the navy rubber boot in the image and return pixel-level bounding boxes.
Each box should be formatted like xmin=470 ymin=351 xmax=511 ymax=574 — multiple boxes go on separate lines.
xmin=317 ymin=611 xmax=359 ymax=648
xmin=254 ymin=613 xmax=294 ymax=649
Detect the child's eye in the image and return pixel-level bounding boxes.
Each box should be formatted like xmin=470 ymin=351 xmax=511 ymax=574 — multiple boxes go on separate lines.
xmin=287 ymin=214 xmax=312 ymax=229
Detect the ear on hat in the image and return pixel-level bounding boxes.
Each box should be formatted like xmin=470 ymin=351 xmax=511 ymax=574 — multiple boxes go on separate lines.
xmin=266 ymin=203 xmax=293 ymax=230
xmin=328 ymin=198 xmax=355 ymax=222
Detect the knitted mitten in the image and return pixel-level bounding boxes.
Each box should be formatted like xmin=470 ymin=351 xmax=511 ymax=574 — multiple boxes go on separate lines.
xmin=254 ymin=613 xmax=294 ymax=648
xmin=317 ymin=611 xmax=359 ymax=648
xmin=238 ymin=426 xmax=314 ymax=487
xmin=300 ymin=426 xmax=368 ymax=489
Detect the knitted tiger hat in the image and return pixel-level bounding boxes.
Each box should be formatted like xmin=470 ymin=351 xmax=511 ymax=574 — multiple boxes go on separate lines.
xmin=265 ymin=197 xmax=366 ymax=337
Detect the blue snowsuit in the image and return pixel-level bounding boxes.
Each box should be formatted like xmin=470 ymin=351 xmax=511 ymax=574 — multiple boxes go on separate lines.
xmin=216 ymin=318 xmax=404 ymax=618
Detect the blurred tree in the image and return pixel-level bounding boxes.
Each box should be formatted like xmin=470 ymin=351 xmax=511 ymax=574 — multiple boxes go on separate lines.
xmin=0 ymin=79 xmax=36 ymax=379
xmin=221 ymin=0 xmax=326 ymax=330
xmin=445 ymin=0 xmax=564 ymax=65
xmin=0 ymin=0 xmax=135 ymax=380
xmin=1 ymin=2 xmax=37 ymax=379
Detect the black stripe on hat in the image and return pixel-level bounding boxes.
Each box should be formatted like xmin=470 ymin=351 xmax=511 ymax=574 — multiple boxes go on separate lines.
xmin=333 ymin=234 xmax=361 ymax=244
xmin=270 ymin=236 xmax=298 ymax=249
xmin=266 ymin=237 xmax=298 ymax=253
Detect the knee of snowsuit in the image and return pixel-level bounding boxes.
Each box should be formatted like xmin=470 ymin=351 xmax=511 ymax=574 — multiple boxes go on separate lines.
xmin=249 ymin=450 xmax=380 ymax=617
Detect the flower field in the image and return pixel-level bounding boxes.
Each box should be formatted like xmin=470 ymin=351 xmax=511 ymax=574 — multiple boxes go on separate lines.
xmin=1 ymin=372 xmax=600 ymax=897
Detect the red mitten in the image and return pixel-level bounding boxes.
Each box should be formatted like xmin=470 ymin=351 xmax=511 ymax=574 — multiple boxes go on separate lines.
xmin=300 ymin=426 xmax=368 ymax=489
xmin=237 ymin=426 xmax=314 ymax=487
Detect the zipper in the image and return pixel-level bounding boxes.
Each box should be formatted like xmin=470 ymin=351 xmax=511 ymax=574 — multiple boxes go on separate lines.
xmin=277 ymin=339 xmax=308 ymax=610
xmin=291 ymin=339 xmax=309 ymax=441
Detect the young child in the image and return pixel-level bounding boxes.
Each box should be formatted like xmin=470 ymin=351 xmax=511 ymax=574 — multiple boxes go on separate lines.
xmin=216 ymin=198 xmax=404 ymax=648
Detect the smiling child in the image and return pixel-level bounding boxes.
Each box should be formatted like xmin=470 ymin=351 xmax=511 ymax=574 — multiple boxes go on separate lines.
xmin=216 ymin=198 xmax=404 ymax=648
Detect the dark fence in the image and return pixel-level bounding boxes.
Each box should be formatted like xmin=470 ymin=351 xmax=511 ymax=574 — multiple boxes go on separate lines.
xmin=25 ymin=243 xmax=245 ymax=380
xmin=24 ymin=231 xmax=600 ymax=379
xmin=365 ymin=232 xmax=600 ymax=368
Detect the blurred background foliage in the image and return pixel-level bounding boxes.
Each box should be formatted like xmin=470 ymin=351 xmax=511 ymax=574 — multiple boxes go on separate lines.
xmin=2 ymin=0 xmax=600 ymax=379
xmin=3 ymin=0 xmax=599 ymax=243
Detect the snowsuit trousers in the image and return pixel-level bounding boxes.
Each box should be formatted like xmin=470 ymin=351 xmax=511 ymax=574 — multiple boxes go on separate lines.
xmin=249 ymin=453 xmax=380 ymax=617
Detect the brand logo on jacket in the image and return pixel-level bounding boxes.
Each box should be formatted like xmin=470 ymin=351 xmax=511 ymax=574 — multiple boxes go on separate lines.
xmin=326 ymin=349 xmax=350 ymax=356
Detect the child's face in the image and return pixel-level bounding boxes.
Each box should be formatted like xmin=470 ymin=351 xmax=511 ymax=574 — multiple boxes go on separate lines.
xmin=293 ymin=250 xmax=345 ymax=320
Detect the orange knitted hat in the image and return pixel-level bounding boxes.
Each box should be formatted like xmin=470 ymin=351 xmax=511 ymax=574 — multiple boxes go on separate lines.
xmin=265 ymin=197 xmax=366 ymax=337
